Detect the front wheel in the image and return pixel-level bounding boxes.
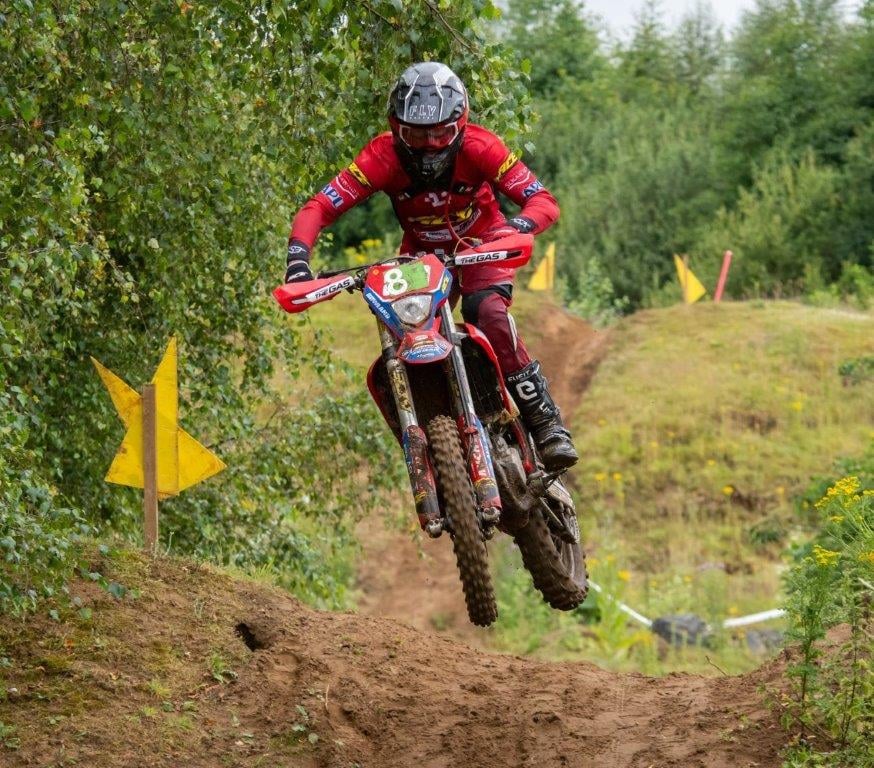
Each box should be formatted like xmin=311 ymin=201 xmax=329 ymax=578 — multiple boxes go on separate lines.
xmin=426 ymin=415 xmax=497 ymax=627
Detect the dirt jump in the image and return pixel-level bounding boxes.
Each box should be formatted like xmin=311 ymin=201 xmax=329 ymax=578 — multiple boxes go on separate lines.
xmin=1 ymin=555 xmax=790 ymax=768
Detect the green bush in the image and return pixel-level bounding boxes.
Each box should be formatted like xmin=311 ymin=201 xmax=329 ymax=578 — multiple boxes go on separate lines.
xmin=780 ymin=464 xmax=874 ymax=767
xmin=696 ymin=151 xmax=842 ymax=297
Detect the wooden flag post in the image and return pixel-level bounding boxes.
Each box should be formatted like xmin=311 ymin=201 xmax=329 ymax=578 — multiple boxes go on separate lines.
xmin=682 ymin=254 xmax=690 ymax=304
xmin=91 ymin=338 xmax=227 ymax=555
xmin=142 ymin=383 xmax=159 ymax=552
xmin=714 ymin=250 xmax=733 ymax=303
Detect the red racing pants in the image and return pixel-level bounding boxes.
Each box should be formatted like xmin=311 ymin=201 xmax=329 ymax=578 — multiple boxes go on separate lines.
xmin=457 ymin=275 xmax=532 ymax=378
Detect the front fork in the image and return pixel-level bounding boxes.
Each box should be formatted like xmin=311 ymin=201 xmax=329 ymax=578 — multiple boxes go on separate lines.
xmin=378 ymin=322 xmax=442 ymax=538
xmin=438 ymin=303 xmax=502 ymax=527
xmin=379 ymin=306 xmax=503 ymax=537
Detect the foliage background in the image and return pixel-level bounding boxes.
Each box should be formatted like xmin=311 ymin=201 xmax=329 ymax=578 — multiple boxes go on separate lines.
xmin=0 ymin=0 xmax=526 ymax=613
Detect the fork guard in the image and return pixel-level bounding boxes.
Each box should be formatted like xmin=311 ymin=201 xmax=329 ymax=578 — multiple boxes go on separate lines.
xmin=402 ymin=425 xmax=441 ymax=532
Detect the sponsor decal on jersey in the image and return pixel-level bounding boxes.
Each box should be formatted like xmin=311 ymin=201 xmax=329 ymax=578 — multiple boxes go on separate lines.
xmin=495 ymin=151 xmax=520 ymax=181
xmin=408 ymin=203 xmax=475 ymax=227
xmin=321 ymin=183 xmax=344 ymax=208
xmin=348 ymin=161 xmax=371 ymax=187
xmin=418 ymin=228 xmax=452 ymax=242
xmin=521 ymin=179 xmax=544 ymax=199
xmin=333 ymin=174 xmax=358 ymax=200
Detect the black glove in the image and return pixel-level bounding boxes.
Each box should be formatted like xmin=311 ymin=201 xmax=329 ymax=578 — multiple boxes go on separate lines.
xmin=285 ymin=240 xmax=313 ymax=283
xmin=507 ymin=216 xmax=535 ymax=234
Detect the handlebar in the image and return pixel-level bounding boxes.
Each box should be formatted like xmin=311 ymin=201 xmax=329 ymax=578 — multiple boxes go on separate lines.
xmin=316 ymin=252 xmax=422 ymax=281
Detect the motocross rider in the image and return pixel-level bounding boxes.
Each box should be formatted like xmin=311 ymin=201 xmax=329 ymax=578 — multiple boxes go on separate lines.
xmin=284 ymin=62 xmax=578 ymax=472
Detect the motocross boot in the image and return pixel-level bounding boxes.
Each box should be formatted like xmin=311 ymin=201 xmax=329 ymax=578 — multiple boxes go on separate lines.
xmin=506 ymin=360 xmax=579 ymax=472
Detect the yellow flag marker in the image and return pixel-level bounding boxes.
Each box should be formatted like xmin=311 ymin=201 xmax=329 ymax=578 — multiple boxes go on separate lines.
xmin=91 ymin=337 xmax=226 ymax=498
xmin=528 ymin=242 xmax=556 ymax=291
xmin=674 ymin=254 xmax=707 ymax=304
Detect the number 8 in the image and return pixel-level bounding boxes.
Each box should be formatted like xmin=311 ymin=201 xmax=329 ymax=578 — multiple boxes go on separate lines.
xmin=383 ymin=268 xmax=408 ymax=296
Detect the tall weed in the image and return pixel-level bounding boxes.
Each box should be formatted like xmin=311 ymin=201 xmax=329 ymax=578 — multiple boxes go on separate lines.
xmin=780 ymin=464 xmax=874 ymax=767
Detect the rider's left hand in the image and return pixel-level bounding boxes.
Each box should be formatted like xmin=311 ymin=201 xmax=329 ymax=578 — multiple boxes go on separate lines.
xmin=507 ymin=215 xmax=535 ymax=234
xmin=481 ymin=216 xmax=536 ymax=242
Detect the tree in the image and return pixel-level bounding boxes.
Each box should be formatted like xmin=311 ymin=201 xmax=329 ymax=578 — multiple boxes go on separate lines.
xmin=503 ymin=0 xmax=603 ymax=95
xmin=0 ymin=0 xmax=528 ymax=613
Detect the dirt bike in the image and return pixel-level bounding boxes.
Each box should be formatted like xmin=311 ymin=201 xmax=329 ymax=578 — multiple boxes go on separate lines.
xmin=274 ymin=233 xmax=587 ymax=626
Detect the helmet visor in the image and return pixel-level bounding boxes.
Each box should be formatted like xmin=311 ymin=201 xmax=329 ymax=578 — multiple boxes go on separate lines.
xmin=397 ymin=120 xmax=460 ymax=150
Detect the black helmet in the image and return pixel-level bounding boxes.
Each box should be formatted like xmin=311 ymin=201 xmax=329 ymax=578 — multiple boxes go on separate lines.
xmin=388 ymin=62 xmax=469 ymax=186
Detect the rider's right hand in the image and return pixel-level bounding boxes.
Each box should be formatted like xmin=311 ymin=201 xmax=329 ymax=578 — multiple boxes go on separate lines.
xmin=285 ymin=239 xmax=313 ymax=283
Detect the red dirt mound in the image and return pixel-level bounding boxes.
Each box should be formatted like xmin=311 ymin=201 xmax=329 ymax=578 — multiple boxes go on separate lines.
xmin=0 ymin=556 xmax=791 ymax=767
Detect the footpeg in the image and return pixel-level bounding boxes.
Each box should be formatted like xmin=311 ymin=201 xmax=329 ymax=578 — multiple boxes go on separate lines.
xmin=425 ymin=520 xmax=444 ymax=539
xmin=527 ymin=469 xmax=565 ymax=497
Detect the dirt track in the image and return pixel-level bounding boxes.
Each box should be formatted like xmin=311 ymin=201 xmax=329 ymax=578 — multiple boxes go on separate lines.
xmin=0 ymin=557 xmax=790 ymax=768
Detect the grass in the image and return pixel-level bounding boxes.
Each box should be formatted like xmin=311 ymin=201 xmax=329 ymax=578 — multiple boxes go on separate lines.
xmin=572 ymin=301 xmax=873 ymax=622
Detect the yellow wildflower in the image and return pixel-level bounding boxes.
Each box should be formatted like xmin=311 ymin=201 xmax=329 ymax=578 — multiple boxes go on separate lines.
xmin=612 ymin=472 xmax=623 ymax=482
xmin=649 ymin=441 xmax=659 ymax=449
xmin=859 ymin=552 xmax=874 ymax=565
xmin=816 ymin=476 xmax=861 ymax=508
xmin=776 ymin=486 xmax=785 ymax=496
xmin=812 ymin=544 xmax=840 ymax=567
xmin=594 ymin=472 xmax=607 ymax=483
xmin=722 ymin=485 xmax=734 ymax=496
xmin=833 ymin=476 xmax=861 ymax=496
xmin=597 ymin=418 xmax=607 ymax=427
xmin=829 ymin=515 xmax=844 ymax=523
xmin=728 ymin=605 xmax=740 ymax=616
xmin=618 ymin=570 xmax=631 ymax=582
xmin=706 ymin=459 xmax=716 ymax=467
xmin=790 ymin=400 xmax=804 ymax=412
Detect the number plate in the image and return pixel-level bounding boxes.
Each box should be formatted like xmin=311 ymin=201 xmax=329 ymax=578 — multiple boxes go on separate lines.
xmin=382 ymin=263 xmax=431 ymax=297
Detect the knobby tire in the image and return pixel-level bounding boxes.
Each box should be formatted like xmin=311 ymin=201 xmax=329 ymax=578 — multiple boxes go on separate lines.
xmin=514 ymin=508 xmax=588 ymax=611
xmin=426 ymin=415 xmax=498 ymax=627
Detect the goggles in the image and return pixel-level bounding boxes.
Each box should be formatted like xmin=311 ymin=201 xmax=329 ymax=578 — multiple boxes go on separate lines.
xmin=397 ymin=120 xmax=460 ymax=150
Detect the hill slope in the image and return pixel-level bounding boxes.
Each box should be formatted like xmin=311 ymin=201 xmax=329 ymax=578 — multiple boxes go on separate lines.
xmin=0 ymin=553 xmax=791 ymax=767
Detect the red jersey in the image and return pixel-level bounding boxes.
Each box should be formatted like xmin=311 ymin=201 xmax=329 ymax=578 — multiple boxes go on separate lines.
xmin=290 ymin=124 xmax=559 ymax=258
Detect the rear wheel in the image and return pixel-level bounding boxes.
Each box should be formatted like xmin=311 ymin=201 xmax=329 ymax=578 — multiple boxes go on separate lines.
xmin=514 ymin=504 xmax=588 ymax=611
xmin=426 ymin=415 xmax=497 ymax=627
